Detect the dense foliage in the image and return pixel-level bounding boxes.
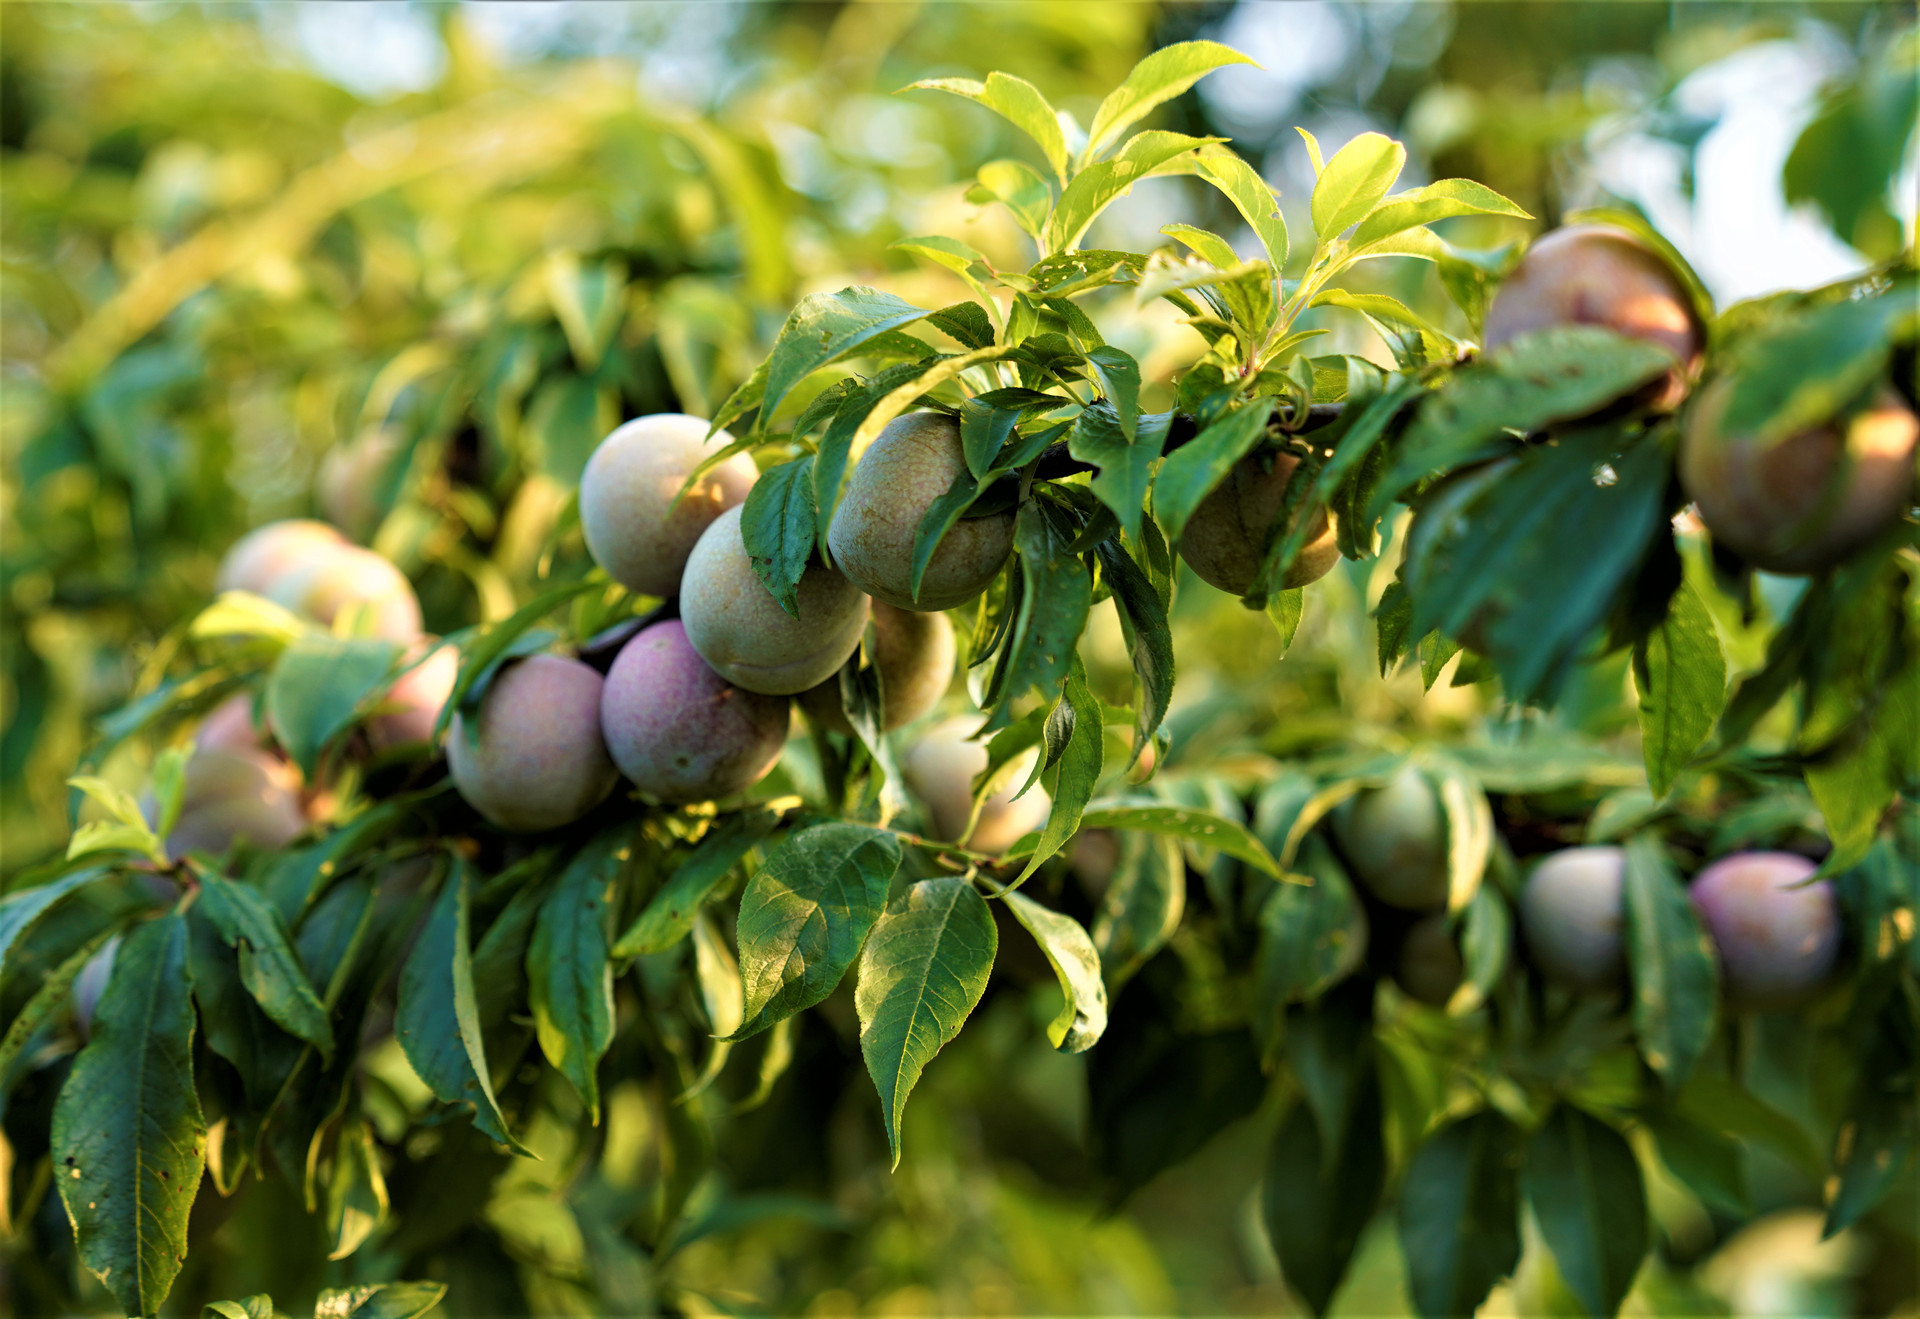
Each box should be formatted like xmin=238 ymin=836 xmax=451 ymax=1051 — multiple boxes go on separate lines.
xmin=3 ymin=6 xmax=1917 ymax=1317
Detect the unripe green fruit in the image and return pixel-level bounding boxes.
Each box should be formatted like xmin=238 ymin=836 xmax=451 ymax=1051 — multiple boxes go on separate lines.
xmin=600 ymin=619 xmax=789 ymax=804
xmin=318 ymin=427 xmax=405 ymax=540
xmin=1484 ymin=223 xmax=1705 ymax=411
xmin=266 ymin=542 xmax=422 ymax=642
xmin=163 ymin=747 xmax=308 ymax=861
xmin=579 ymin=413 xmax=758 ymax=597
xmin=826 ymin=412 xmax=1015 ymax=611
xmin=798 ymin=601 xmax=955 ymax=734
xmin=1518 ymin=845 xmax=1627 ymax=992
xmin=681 ymin=504 xmax=870 ymax=695
xmin=369 ymin=640 xmax=458 ymax=750
xmin=1690 ymin=851 xmax=1840 ymax=1011
xmin=1179 ymin=448 xmax=1341 ymax=595
xmin=1331 ymin=764 xmax=1450 ymax=911
xmin=1679 ymin=380 xmax=1917 ymax=574
xmin=215 ymin=519 xmax=349 ymax=596
xmin=901 ymin=716 xmax=1050 ymax=855
xmin=447 ymin=653 xmax=618 ymax=832
xmin=1395 ymin=912 xmax=1464 ymax=1007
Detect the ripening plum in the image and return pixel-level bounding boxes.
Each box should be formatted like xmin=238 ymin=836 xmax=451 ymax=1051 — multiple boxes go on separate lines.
xmin=446 ymin=653 xmax=618 ymax=832
xmin=902 ymin=716 xmax=1050 ymax=855
xmin=318 ymin=427 xmax=407 ymax=540
xmin=266 ymin=542 xmax=422 ymax=642
xmin=1179 ymin=447 xmax=1341 ymax=595
xmin=600 ymin=619 xmax=789 ymax=804
xmin=1395 ymin=912 xmax=1464 ymax=1007
xmin=368 ymin=640 xmax=459 ymax=750
xmin=215 ymin=519 xmax=350 ymax=597
xmin=579 ymin=413 xmax=759 ymax=598
xmin=1483 ymin=223 xmax=1706 ymax=411
xmin=196 ymin=693 xmax=271 ymax=755
xmin=1331 ymin=764 xmax=1451 ymax=911
xmin=1518 ymin=846 xmax=1627 ymax=992
xmin=163 ymin=748 xmax=308 ymax=860
xmin=797 ymin=601 xmax=955 ymax=734
xmin=1690 ymin=851 xmax=1841 ymax=1011
xmin=1679 ymin=381 xmax=1918 ymax=574
xmin=826 ymin=412 xmax=1015 ymax=611
xmin=681 ymin=504 xmax=870 ymax=695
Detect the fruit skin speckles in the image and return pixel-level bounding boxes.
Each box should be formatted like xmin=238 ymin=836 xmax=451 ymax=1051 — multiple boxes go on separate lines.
xmin=578 ymin=413 xmax=760 ymax=598
xmin=447 ymin=653 xmax=618 ymax=833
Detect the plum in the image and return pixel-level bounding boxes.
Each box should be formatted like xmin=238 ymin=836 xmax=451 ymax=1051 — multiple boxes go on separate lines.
xmin=1331 ymin=764 xmax=1451 ymax=910
xmin=215 ymin=519 xmax=349 ymax=597
xmin=195 ymin=693 xmax=271 ymax=755
xmin=600 ymin=620 xmax=789 ymax=804
xmin=1679 ymin=381 xmax=1918 ymax=574
xmin=318 ymin=427 xmax=406 ymax=540
xmin=266 ymin=542 xmax=422 ymax=642
xmin=1690 ymin=851 xmax=1840 ymax=1011
xmin=446 ymin=653 xmax=619 ymax=832
xmin=579 ymin=413 xmax=759 ymax=597
xmin=797 ymin=601 xmax=954 ymax=734
xmin=901 ymin=716 xmax=1050 ymax=855
xmin=1483 ymin=223 xmax=1705 ymax=411
xmin=368 ymin=640 xmax=459 ymax=750
xmin=1179 ymin=447 xmax=1341 ymax=595
xmin=1395 ymin=912 xmax=1464 ymax=1007
xmin=680 ymin=504 xmax=869 ymax=695
xmin=1518 ymin=845 xmax=1627 ymax=992
xmin=163 ymin=748 xmax=308 ymax=861
xmin=826 ymin=412 xmax=1015 ymax=611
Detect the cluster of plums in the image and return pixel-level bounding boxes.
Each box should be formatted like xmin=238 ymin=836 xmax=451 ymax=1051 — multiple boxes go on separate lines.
xmin=162 ymin=520 xmax=457 ymax=859
xmin=1333 ymin=765 xmax=1842 ymax=1012
xmin=1474 ymin=223 xmax=1918 ymax=575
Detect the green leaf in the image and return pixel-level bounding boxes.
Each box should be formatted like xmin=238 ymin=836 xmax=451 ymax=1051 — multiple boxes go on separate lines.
xmin=891 ymin=234 xmax=990 ymax=276
xmin=1674 ymin=1071 xmax=1826 ymax=1184
xmin=1049 ymin=131 xmax=1224 ymax=254
xmin=1084 ymin=344 xmax=1141 ymax=441
xmin=0 ymin=925 xmax=117 ymax=1090
xmin=203 ymin=1296 xmax=274 ymax=1319
xmin=1082 ymin=41 xmax=1256 ymax=163
xmin=525 ymin=374 xmax=616 ymax=486
xmin=1311 ymin=132 xmax=1406 ymax=240
xmin=1189 ymin=144 xmax=1289 ymax=272
xmin=326 ymin=1118 xmax=389 ymax=1261
xmin=1091 ymin=831 xmax=1184 ymax=984
xmin=52 ymin=912 xmax=206 ymax=1317
xmin=1640 ymin=1108 xmax=1749 ymax=1216
xmin=1003 ymin=890 xmax=1107 ymax=1052
xmin=395 ymin=861 xmax=527 ymax=1153
xmin=528 ymin=826 xmax=637 ymax=1123
xmin=1397 ymin=1111 xmax=1524 ymax=1319
xmin=191 ymin=590 xmax=308 ymax=648
xmin=1161 ymin=222 xmax=1240 ymax=268
xmin=984 ymin=502 xmax=1092 ymax=732
xmin=927 ymin=300 xmax=996 ymax=351
xmin=65 ymin=785 xmax=167 ymax=866
xmin=856 ymin=876 xmax=998 ymax=1166
xmin=1031 ymin=800 xmax=1282 ymax=877
xmin=1096 ymin=536 xmax=1175 ymax=766
xmin=908 ymin=72 xmax=1069 ymax=183
xmin=613 ymin=810 xmax=774 ymax=958
xmin=544 ymin=253 xmax=626 ymax=373
xmin=1152 ymin=400 xmax=1270 ymax=549
xmin=1525 ymin=1106 xmax=1649 ymax=1319
xmin=433 ymin=578 xmax=604 ymax=743
xmin=1347 ymin=179 xmax=1531 ymax=250
xmin=761 ymin=287 xmax=933 ymax=424
xmin=267 ymin=633 xmax=401 ymax=777
xmin=186 ymin=904 xmax=303 ymax=1110
xmin=198 ymin=873 xmax=333 ymax=1062
xmin=1015 ymin=659 xmax=1105 ymax=881
xmin=739 ymin=455 xmax=818 ymax=619
xmin=1071 ymin=406 xmax=1168 ymax=545
xmin=313 ymin=1282 xmax=448 ymax=1319
xmin=1255 ymin=835 xmax=1366 ymax=1009
xmin=1434 ymin=765 xmax=1493 ymax=914
xmin=1634 ymin=583 xmax=1727 ymax=800
xmin=1621 ymin=836 xmax=1717 ymax=1090
xmin=1718 ymin=292 xmax=1904 ymax=444
xmin=1263 ymin=1062 xmax=1385 ymax=1316
xmin=1825 ymin=1077 xmax=1916 ymax=1237
xmin=1311 ymin=288 xmax=1457 ymax=365
xmin=958 ymin=397 xmax=1023 ymax=481
xmin=969 ymin=159 xmax=1053 ymax=242
xmin=729 ymin=822 xmax=903 ymax=1041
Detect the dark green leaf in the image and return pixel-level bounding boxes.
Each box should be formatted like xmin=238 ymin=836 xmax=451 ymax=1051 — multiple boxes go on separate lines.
xmin=1640 ymin=1109 xmax=1749 ymax=1216
xmin=958 ymin=397 xmax=1022 ymax=481
xmin=0 ymin=865 xmax=109 ymax=977
xmin=529 ymin=826 xmax=638 ymax=1122
xmin=396 ymin=861 xmax=527 ymax=1153
xmin=1003 ymin=890 xmax=1107 ymax=1052
xmin=525 ymin=374 xmax=612 ymax=485
xmin=856 ymin=876 xmax=998 ymax=1166
xmin=187 ymin=905 xmax=303 ymax=1108
xmin=1255 ymin=835 xmax=1366 ymax=1009
xmin=0 ymin=925 xmax=116 ymax=1090
xmin=1015 ymin=660 xmax=1105 ymax=881
xmin=264 ymin=632 xmax=401 ymax=777
xmin=730 ymin=822 xmax=903 ymax=1041
xmin=985 ymin=503 xmax=1092 ymax=732
xmin=198 ymin=873 xmax=333 ymax=1062
xmin=926 ymin=300 xmax=995 ymax=351
xmin=1153 ymin=401 xmax=1269 ymax=550
xmin=1084 ymin=345 xmax=1141 ymax=440
xmin=1718 ymin=294 xmax=1904 ymax=444
xmin=1071 ymin=406 xmax=1168 ymax=545
xmin=52 ymin=912 xmax=206 ymax=1317
xmin=1622 ymin=836 xmax=1717 ymax=1090
xmin=1397 ymin=1110 xmax=1524 ymax=1319
xmin=1091 ymin=831 xmax=1184 ymax=984
xmin=1634 ymin=582 xmax=1727 ymax=799
xmin=762 ymin=287 xmax=932 ymax=424
xmin=313 ymin=1282 xmax=448 ymax=1319
xmin=1096 ymin=539 xmax=1174 ymax=769
xmin=1525 ymin=1106 xmax=1649 ymax=1319
xmin=1263 ymin=1062 xmax=1385 ymax=1316
xmin=614 ymin=810 xmax=775 ymax=958
xmin=739 ymin=455 xmax=818 ymax=619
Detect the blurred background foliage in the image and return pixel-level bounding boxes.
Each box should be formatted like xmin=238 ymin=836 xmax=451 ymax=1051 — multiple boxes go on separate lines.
xmin=1 ymin=2 xmax=1914 ymax=1314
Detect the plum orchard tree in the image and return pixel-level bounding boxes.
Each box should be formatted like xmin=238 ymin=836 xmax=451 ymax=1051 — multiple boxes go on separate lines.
xmin=2 ymin=42 xmax=1917 ymax=1319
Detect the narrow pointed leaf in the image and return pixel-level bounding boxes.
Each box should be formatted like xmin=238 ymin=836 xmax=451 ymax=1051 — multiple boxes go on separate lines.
xmin=528 ymin=826 xmax=637 ymax=1122
xmin=1003 ymin=891 xmax=1108 ymax=1052
xmin=762 ymin=287 xmax=933 ymax=424
xmin=614 ymin=810 xmax=775 ymax=958
xmin=266 ymin=633 xmax=401 ymax=777
xmin=1083 ymin=41 xmax=1256 ymax=162
xmin=909 ymin=72 xmax=1069 ymax=183
xmin=1311 ymin=132 xmax=1406 ymax=239
xmin=1152 ymin=401 xmax=1270 ymax=550
xmin=1621 ymin=835 xmax=1717 ymax=1090
xmin=1397 ymin=1110 xmax=1523 ymax=1319
xmin=1015 ymin=660 xmax=1105 ymax=881
xmin=1634 ymin=582 xmax=1727 ymax=799
xmin=739 ymin=455 xmax=818 ymax=618
xmin=198 ymin=872 xmax=333 ymax=1062
xmin=1525 ymin=1106 xmax=1649 ymax=1319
